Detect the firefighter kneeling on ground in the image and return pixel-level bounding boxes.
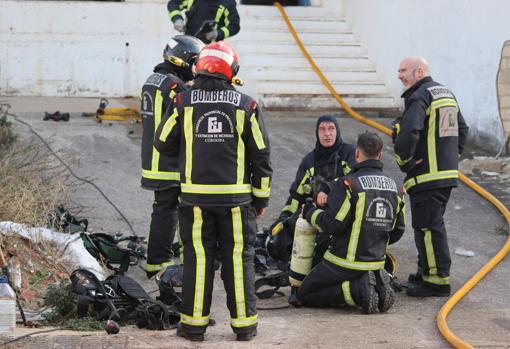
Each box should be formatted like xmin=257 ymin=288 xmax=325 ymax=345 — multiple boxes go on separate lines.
xmin=290 ymin=131 xmax=406 ymax=314
xmin=266 ymin=115 xmax=356 ymax=270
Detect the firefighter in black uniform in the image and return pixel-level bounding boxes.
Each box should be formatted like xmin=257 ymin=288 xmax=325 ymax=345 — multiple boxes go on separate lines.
xmin=168 ymin=0 xmax=240 ymax=44
xmin=295 ymin=131 xmax=406 ymax=314
xmin=141 ymin=35 xmax=204 ymax=278
xmin=393 ymin=56 xmax=469 ymax=297
xmin=154 ymin=41 xmax=271 ymax=341
xmin=266 ymin=115 xmax=356 ymax=266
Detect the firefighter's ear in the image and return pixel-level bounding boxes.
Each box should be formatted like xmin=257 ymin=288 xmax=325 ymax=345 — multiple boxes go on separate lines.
xmin=355 ymin=148 xmax=361 ymax=162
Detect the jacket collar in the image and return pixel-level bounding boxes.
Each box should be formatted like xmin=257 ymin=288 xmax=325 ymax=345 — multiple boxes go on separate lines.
xmin=401 ymin=76 xmax=433 ymax=99
xmin=352 ymin=159 xmax=383 ymax=173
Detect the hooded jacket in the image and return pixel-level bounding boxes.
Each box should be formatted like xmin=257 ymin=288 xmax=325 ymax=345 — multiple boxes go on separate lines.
xmin=141 ymin=62 xmax=188 ymax=191
xmin=278 ymin=115 xmax=356 ymax=220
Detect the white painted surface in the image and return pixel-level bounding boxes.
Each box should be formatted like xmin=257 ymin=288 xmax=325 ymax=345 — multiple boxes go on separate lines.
xmin=1 ymin=0 xmax=506 ymax=149
xmin=340 ymin=0 xmax=510 ymax=151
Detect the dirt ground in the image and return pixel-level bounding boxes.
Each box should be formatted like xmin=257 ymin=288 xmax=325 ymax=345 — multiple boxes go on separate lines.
xmin=1 ymin=97 xmax=510 ymax=349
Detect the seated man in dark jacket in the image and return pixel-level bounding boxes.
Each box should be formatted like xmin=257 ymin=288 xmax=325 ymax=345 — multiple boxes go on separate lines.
xmin=266 ymin=115 xmax=356 ymax=268
xmin=295 ymin=131 xmax=406 ymax=314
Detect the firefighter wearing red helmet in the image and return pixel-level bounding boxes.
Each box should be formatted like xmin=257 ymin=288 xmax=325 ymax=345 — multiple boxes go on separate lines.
xmin=155 ymin=41 xmax=272 ymax=342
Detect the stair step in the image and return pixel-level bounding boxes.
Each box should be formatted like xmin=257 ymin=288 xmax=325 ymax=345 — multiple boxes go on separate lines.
xmin=234 ymin=31 xmax=357 ymax=43
xmin=240 ymin=18 xmax=350 ymax=32
xmin=238 ymin=5 xmax=341 ymax=19
xmin=242 ymin=55 xmax=371 ymax=68
xmin=259 ymin=95 xmax=397 ymax=110
xmin=241 ymin=69 xmax=379 ymax=82
xmin=236 ymin=43 xmax=364 ymax=55
xmin=255 ymin=81 xmax=387 ymax=95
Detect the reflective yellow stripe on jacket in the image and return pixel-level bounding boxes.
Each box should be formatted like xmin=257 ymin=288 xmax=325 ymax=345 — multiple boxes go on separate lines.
xmin=143 ymin=90 xmax=180 ymax=182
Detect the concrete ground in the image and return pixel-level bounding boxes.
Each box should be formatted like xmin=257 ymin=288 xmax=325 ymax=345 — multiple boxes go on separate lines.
xmin=1 ymin=97 xmax=510 ymax=349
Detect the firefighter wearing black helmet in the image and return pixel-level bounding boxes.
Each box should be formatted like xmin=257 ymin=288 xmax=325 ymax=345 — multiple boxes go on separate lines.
xmin=141 ymin=35 xmax=204 ymax=279
xmin=167 ymin=0 xmax=240 ymax=44
xmin=155 ymin=41 xmax=271 ymax=342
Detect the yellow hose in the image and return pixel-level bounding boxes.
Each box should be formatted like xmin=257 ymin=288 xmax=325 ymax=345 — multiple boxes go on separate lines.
xmin=273 ymin=2 xmax=510 ymax=348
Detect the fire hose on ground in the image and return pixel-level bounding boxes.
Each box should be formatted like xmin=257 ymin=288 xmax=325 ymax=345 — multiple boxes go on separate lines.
xmin=273 ymin=2 xmax=510 ymax=348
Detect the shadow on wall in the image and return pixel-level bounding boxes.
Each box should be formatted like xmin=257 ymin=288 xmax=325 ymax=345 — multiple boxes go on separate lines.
xmin=496 ymin=40 xmax=510 ymax=156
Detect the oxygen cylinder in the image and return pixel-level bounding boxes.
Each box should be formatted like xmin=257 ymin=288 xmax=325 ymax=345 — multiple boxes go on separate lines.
xmin=289 ymin=218 xmax=317 ymax=287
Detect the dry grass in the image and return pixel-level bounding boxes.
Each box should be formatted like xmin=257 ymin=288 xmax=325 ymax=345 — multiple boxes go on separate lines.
xmin=0 ymin=136 xmax=71 ymax=227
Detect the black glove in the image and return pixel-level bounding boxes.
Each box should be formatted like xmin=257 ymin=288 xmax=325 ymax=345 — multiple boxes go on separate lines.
xmin=302 ymin=201 xmax=317 ymax=222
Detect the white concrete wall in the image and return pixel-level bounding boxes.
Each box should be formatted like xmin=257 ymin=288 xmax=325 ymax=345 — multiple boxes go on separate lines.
xmin=0 ymin=0 xmax=173 ymax=97
xmin=339 ymin=0 xmax=510 ymax=151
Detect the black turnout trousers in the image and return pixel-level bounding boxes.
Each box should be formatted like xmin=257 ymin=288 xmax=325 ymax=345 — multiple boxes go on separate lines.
xmin=298 ymin=259 xmax=364 ymax=307
xmin=146 ymin=187 xmax=180 ymax=272
xmin=410 ymin=187 xmax=452 ymax=285
xmin=178 ymin=204 xmax=258 ymax=335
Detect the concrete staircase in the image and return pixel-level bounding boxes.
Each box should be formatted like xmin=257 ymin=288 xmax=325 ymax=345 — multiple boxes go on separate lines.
xmin=230 ymin=5 xmax=397 ymax=112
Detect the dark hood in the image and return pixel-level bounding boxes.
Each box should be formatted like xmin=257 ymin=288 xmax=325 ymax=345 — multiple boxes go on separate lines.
xmin=314 ymin=115 xmax=343 ymax=168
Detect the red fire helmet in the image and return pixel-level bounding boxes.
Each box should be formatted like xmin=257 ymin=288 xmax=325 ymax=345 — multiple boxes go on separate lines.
xmin=195 ymin=41 xmax=240 ymax=82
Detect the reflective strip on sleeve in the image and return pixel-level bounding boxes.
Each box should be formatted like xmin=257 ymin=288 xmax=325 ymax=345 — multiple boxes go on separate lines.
xmin=168 ymin=10 xmax=182 ymax=20
xmin=250 ymin=113 xmax=267 ymax=150
xmin=141 ymin=169 xmax=180 ymax=181
xmin=214 ymin=5 xmax=225 ymax=23
xmin=335 ymin=193 xmax=351 ymax=222
xmin=192 ymin=207 xmax=206 ymax=321
xmin=231 ymin=207 xmax=246 ymax=320
xmin=342 ymin=281 xmax=356 ymax=306
xmin=310 ymin=209 xmax=323 ymax=230
xmin=346 ymin=192 xmax=366 ymax=262
xmin=181 ymin=183 xmax=251 ymax=194
xmin=152 ymin=90 xmax=164 ymax=172
xmin=184 ymin=107 xmax=193 ymax=184
xmin=341 ymin=161 xmax=351 ymax=175
xmin=220 ymin=6 xmax=231 ymax=39
xmin=427 ymin=108 xmax=438 ymax=173
xmin=282 ymin=198 xmax=300 ymax=214
xmin=252 ymin=177 xmax=270 ymax=198
xmin=158 ymin=107 xmax=178 ymax=142
xmin=236 ymin=110 xmax=245 ymax=184
xmin=220 ymin=27 xmax=230 ymax=39
xmin=296 ymin=167 xmax=314 ymax=195
xmin=395 ymin=154 xmax=413 ymax=167
xmin=423 ymin=228 xmax=437 ymax=276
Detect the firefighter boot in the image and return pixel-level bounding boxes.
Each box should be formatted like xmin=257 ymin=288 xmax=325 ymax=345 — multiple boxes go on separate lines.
xmin=236 ymin=328 xmax=257 ymax=341
xmin=350 ymin=271 xmax=378 ymax=314
xmin=176 ymin=325 xmax=205 ymax=342
xmin=374 ymin=269 xmax=395 ymax=312
xmin=407 ymin=272 xmax=423 ymax=285
xmin=406 ymin=281 xmax=451 ymax=297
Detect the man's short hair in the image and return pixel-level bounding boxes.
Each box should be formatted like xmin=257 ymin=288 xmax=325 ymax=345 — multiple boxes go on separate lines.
xmin=357 ymin=131 xmax=383 ymax=158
